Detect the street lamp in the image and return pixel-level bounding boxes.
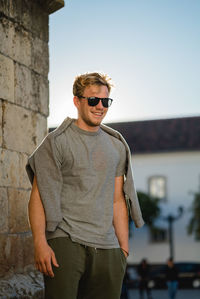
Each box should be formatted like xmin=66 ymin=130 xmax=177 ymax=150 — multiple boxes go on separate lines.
xmin=163 ymin=206 xmax=184 ymax=259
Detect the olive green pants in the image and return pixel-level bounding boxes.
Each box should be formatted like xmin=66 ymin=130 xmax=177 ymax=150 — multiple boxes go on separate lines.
xmin=44 ymin=237 xmax=126 ymax=299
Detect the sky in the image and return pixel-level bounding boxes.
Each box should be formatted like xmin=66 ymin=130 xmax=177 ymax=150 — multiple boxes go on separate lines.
xmin=48 ymin=0 xmax=200 ymax=127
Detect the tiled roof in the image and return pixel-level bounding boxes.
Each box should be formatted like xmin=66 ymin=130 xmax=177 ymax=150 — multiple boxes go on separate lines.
xmin=106 ymin=116 xmax=200 ymax=154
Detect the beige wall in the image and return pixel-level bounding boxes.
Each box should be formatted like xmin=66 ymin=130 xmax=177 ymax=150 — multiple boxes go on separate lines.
xmin=0 ymin=0 xmax=64 ymax=280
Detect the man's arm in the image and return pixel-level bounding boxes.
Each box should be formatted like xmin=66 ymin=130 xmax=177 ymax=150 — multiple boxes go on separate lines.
xmin=113 ymin=175 xmax=129 ymax=257
xmin=28 ymin=176 xmax=59 ymax=277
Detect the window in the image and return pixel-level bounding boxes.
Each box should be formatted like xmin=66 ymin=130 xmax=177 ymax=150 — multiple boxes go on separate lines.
xmin=149 ymin=227 xmax=168 ymax=243
xmin=148 ymin=176 xmax=167 ymax=200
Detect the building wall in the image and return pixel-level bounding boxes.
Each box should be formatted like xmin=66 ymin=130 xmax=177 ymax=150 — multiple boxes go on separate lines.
xmin=129 ymin=151 xmax=200 ymax=264
xmin=0 ymin=0 xmax=50 ymax=279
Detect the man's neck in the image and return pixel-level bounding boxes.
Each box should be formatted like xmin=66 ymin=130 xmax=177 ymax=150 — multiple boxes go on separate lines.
xmin=74 ymin=119 xmax=100 ymax=132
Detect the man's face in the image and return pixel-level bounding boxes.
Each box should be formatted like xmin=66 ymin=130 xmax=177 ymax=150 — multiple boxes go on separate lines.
xmin=74 ymin=85 xmax=109 ymax=131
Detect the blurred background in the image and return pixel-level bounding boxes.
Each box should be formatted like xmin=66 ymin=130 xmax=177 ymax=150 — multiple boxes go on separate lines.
xmin=48 ymin=0 xmax=200 ymax=266
xmin=48 ymin=1 xmax=200 ymax=296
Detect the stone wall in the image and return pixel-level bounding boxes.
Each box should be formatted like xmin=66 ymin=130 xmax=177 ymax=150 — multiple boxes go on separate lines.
xmin=0 ymin=0 xmax=64 ymax=296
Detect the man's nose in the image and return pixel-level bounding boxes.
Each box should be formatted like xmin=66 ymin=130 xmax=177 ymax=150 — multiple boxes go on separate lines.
xmin=96 ymin=99 xmax=104 ymax=109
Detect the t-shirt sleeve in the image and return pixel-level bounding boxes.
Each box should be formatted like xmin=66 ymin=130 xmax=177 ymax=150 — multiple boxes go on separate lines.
xmin=115 ymin=142 xmax=127 ymax=177
xmin=25 ymin=134 xmax=63 ymax=232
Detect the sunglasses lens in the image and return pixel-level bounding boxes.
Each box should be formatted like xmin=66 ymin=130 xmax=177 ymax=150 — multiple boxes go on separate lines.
xmin=101 ymin=99 xmax=108 ymax=107
xmin=88 ymin=97 xmax=99 ymax=106
xmin=102 ymin=98 xmax=113 ymax=107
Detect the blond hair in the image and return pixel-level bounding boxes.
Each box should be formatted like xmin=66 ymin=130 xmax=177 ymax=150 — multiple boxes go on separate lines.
xmin=73 ymin=72 xmax=113 ymax=97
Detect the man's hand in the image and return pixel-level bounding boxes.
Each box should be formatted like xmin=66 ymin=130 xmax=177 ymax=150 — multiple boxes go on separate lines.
xmin=34 ymin=239 xmax=59 ymax=278
xmin=121 ymin=248 xmax=129 ymax=258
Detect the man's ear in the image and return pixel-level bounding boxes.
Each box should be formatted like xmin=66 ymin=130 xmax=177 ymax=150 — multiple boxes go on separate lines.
xmin=73 ymin=96 xmax=80 ymax=108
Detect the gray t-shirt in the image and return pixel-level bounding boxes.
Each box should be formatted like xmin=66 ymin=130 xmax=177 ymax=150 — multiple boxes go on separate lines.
xmin=45 ymin=122 xmax=126 ymax=248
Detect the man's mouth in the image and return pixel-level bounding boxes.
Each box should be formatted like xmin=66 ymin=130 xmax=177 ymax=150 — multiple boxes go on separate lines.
xmin=92 ymin=112 xmax=103 ymax=117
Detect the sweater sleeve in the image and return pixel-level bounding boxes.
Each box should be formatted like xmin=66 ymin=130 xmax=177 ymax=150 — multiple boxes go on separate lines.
xmin=123 ymin=145 xmax=145 ymax=228
xmin=26 ymin=134 xmax=63 ymax=232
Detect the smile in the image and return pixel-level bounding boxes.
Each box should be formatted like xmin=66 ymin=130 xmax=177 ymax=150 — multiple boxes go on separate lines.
xmin=92 ymin=112 xmax=103 ymax=117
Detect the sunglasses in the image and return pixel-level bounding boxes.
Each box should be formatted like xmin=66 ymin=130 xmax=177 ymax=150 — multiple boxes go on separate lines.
xmin=80 ymin=96 xmax=113 ymax=108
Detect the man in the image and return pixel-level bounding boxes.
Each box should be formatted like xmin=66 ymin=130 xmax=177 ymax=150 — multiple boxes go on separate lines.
xmin=165 ymin=258 xmax=179 ymax=299
xmin=137 ymin=258 xmax=153 ymax=299
xmin=26 ymin=72 xmax=144 ymax=299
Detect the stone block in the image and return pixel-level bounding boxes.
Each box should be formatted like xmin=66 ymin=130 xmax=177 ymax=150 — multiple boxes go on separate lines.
xmin=19 ymin=153 xmax=32 ymax=190
xmin=31 ymin=36 xmax=49 ymax=76
xmin=3 ymin=102 xmax=47 ymax=154
xmin=0 ymin=150 xmax=33 ymax=189
xmin=0 ymin=16 xmax=15 ymax=59
xmin=0 ymin=149 xmax=20 ymax=187
xmin=8 ymin=188 xmax=30 ymax=234
xmin=0 ymin=234 xmax=10 ymax=276
xmin=0 ymin=53 xmax=14 ymax=103
xmin=14 ymin=63 xmax=49 ymax=116
xmin=23 ymin=234 xmax=34 ymax=268
xmin=0 ymin=16 xmax=31 ymax=67
xmin=14 ymin=62 xmax=38 ymax=112
xmin=37 ymin=74 xmax=49 ymax=116
xmin=0 ymin=232 xmax=35 ymax=278
xmin=10 ymin=235 xmax=24 ymax=273
xmin=0 ymin=0 xmax=24 ymax=23
xmin=5 ymin=234 xmax=24 ymax=274
xmin=0 ymin=234 xmax=24 ymax=276
xmin=31 ymin=1 xmax=49 ymax=42
xmin=34 ymin=113 xmax=48 ymax=148
xmin=0 ymin=188 xmax=8 ymax=233
xmin=3 ymin=103 xmax=34 ymax=153
xmin=15 ymin=0 xmax=32 ymax=30
xmin=0 ymin=101 xmax=2 ymax=146
xmin=13 ymin=23 xmax=32 ymax=67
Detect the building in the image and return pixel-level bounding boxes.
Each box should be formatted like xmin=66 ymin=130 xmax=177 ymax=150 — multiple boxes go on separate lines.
xmin=108 ymin=116 xmax=200 ymax=264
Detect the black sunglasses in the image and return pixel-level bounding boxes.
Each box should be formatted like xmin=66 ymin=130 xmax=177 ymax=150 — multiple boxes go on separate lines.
xmin=80 ymin=96 xmax=113 ymax=108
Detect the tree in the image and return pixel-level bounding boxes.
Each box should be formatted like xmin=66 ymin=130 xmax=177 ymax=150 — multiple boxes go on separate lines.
xmin=128 ymin=191 xmax=161 ymax=238
xmin=137 ymin=191 xmax=161 ymax=227
xmin=187 ymin=192 xmax=200 ymax=241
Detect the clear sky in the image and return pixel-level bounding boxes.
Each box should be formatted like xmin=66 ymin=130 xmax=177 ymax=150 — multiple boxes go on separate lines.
xmin=48 ymin=0 xmax=200 ymax=127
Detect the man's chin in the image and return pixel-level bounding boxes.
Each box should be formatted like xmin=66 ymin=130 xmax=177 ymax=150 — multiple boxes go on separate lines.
xmin=88 ymin=117 xmax=104 ymax=127
xmin=88 ymin=120 xmax=102 ymax=127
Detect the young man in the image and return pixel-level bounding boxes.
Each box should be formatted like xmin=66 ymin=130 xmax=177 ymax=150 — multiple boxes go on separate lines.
xmin=26 ymin=72 xmax=144 ymax=299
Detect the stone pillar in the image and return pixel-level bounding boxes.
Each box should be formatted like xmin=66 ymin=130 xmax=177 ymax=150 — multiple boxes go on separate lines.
xmin=0 ymin=0 xmax=64 ymax=296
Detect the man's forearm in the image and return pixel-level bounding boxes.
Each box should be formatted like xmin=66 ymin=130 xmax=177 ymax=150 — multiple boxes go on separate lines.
xmin=28 ymin=176 xmax=59 ymax=277
xmin=28 ymin=176 xmax=46 ymax=244
xmin=113 ymin=198 xmax=129 ymax=253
